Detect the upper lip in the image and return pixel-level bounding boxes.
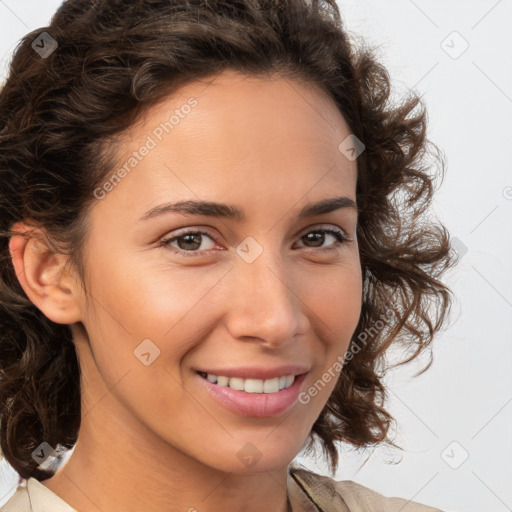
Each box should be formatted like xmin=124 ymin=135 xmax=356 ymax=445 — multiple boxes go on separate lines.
xmin=195 ymin=364 xmax=310 ymax=380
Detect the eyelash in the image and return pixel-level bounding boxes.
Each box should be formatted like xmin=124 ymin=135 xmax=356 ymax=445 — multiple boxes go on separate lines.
xmin=159 ymin=227 xmax=349 ymax=258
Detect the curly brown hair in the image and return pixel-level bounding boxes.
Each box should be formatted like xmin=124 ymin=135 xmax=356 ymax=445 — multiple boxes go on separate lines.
xmin=0 ymin=0 xmax=455 ymax=481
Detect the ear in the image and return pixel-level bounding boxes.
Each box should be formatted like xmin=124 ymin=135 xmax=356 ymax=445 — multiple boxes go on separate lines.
xmin=8 ymin=222 xmax=83 ymax=325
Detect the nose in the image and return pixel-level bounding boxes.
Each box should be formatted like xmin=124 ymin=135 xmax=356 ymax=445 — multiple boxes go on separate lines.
xmin=223 ymin=245 xmax=310 ymax=348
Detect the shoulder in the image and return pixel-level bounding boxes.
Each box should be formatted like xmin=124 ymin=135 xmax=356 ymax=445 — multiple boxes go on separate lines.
xmin=289 ymin=463 xmax=444 ymax=512
xmin=331 ymin=479 xmax=443 ymax=512
xmin=1 ymin=477 xmax=76 ymax=512
xmin=0 ymin=481 xmax=31 ymax=512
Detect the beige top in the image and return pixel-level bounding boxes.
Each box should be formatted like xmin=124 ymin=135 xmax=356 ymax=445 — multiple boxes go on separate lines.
xmin=1 ymin=462 xmax=443 ymax=511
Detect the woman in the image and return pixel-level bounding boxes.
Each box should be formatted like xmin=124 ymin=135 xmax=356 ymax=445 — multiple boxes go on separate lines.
xmin=0 ymin=0 xmax=454 ymax=511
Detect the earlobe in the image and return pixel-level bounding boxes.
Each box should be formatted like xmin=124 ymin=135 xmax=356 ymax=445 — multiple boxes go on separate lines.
xmin=8 ymin=222 xmax=83 ymax=325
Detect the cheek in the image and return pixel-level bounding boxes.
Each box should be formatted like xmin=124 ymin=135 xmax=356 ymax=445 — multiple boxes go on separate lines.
xmin=297 ymin=260 xmax=362 ymax=404
xmin=79 ymin=249 xmax=233 ymax=390
xmin=81 ymin=238 xmax=361 ymax=385
xmin=84 ymin=246 xmax=225 ymax=337
xmin=301 ymin=259 xmax=362 ymax=340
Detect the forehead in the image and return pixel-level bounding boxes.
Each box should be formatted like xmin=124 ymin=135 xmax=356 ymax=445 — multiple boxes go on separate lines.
xmin=148 ymin=68 xmax=353 ymax=155
xmin=93 ymin=69 xmax=357 ymax=220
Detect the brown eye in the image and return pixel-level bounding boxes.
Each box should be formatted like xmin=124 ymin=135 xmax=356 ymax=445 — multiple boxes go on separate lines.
xmin=161 ymin=230 xmax=217 ymax=256
xmin=160 ymin=226 xmax=348 ymax=258
xmin=175 ymin=233 xmax=203 ymax=251
xmin=302 ymin=232 xmax=325 ymax=247
xmin=296 ymin=228 xmax=347 ymax=250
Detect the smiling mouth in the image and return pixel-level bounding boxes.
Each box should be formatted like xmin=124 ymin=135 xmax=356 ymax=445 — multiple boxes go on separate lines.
xmin=197 ymin=371 xmax=296 ymax=394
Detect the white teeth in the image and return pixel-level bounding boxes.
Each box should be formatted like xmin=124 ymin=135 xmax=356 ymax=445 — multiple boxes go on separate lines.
xmin=217 ymin=375 xmax=229 ymax=386
xmin=262 ymin=377 xmax=279 ymax=393
xmin=244 ymin=379 xmax=263 ymax=393
xmin=229 ymin=377 xmax=245 ymax=391
xmin=202 ymin=373 xmax=296 ymax=393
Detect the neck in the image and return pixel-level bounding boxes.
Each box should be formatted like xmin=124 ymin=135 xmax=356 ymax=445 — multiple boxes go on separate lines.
xmin=42 ymin=331 xmax=294 ymax=512
xmin=44 ymin=438 xmax=292 ymax=512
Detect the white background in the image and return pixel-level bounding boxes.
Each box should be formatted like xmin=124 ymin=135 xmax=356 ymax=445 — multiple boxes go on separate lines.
xmin=0 ymin=1 xmax=511 ymax=511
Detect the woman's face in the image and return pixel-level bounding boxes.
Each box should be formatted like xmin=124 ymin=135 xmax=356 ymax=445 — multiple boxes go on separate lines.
xmin=73 ymin=69 xmax=362 ymax=473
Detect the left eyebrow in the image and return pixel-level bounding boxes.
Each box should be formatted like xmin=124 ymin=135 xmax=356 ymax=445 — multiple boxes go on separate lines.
xmin=138 ymin=195 xmax=358 ymax=223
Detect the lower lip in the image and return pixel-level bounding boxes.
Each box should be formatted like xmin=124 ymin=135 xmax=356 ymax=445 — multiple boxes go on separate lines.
xmin=197 ymin=372 xmax=308 ymax=418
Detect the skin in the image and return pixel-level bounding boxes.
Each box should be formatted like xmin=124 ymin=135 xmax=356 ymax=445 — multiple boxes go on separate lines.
xmin=9 ymin=69 xmax=362 ymax=512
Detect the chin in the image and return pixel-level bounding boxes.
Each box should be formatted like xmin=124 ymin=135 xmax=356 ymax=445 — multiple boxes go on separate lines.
xmin=197 ymin=435 xmax=306 ymax=475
